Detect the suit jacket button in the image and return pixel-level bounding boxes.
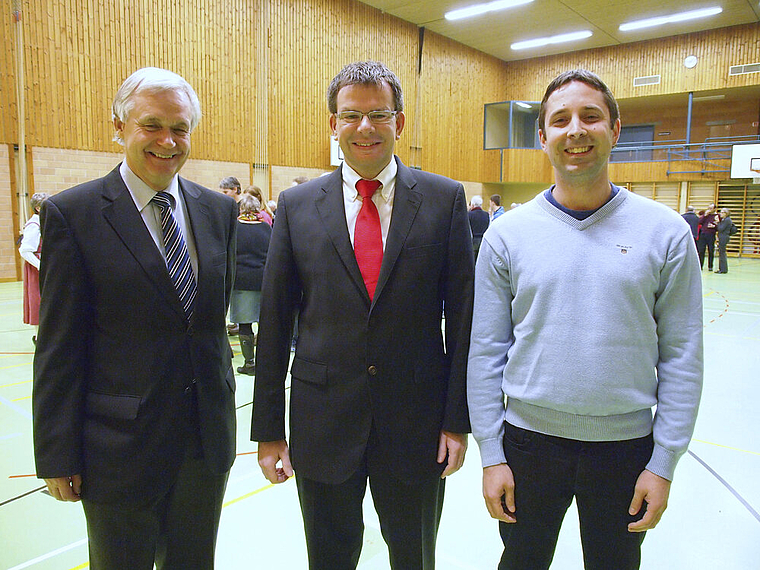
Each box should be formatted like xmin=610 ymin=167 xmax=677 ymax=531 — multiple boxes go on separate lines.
xmin=186 ymin=325 xmax=194 ymax=336
xmin=368 ymin=365 xmax=378 ymax=376
xmin=184 ymin=386 xmax=192 ymax=395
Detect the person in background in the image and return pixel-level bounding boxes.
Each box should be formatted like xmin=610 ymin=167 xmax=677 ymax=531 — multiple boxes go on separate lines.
xmin=468 ymin=194 xmax=490 ymax=259
xmin=490 ymin=194 xmax=504 ymax=220
xmin=244 ymin=185 xmax=274 ymax=226
xmin=697 ymin=203 xmax=719 ymax=271
xmin=468 ymin=69 xmax=703 ymax=570
xmin=219 ymin=176 xmax=242 ymax=202
xmin=715 ymin=207 xmax=735 ymax=274
xmin=681 ymin=205 xmax=699 ymax=250
xmin=230 ymin=194 xmax=271 ymax=375
xmin=19 ymin=192 xmax=50 ymax=345
xmin=267 ymin=199 xmax=277 ymax=218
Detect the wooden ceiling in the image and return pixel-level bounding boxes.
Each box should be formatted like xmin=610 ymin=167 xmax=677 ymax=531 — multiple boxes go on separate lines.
xmin=358 ymin=0 xmax=760 ymax=62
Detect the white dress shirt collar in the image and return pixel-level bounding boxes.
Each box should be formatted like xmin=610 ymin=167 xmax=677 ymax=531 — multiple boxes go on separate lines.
xmin=119 ymin=161 xmax=180 ymax=213
xmin=342 ymin=158 xmax=397 ymax=204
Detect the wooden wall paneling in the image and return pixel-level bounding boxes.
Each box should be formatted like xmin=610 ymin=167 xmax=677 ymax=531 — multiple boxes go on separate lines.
xmin=500 ymin=24 xmax=760 ymax=104
xmin=687 ymin=181 xmax=719 ymax=210
xmin=1 ymin=12 xmax=15 ymax=143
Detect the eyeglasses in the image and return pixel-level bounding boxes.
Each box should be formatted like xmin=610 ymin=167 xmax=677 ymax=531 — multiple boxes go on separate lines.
xmin=335 ymin=110 xmax=398 ymax=124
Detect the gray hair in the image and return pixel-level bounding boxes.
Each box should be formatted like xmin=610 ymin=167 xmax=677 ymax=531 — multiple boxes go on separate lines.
xmin=238 ymin=194 xmax=261 ymax=215
xmin=471 ymin=195 xmax=483 ymax=207
xmin=112 ymin=67 xmax=202 ymax=144
xmin=31 ymin=192 xmax=50 ymax=212
xmin=219 ymin=176 xmax=241 ymax=193
xmin=327 ymin=61 xmax=404 ymax=114
xmin=721 ymin=207 xmax=730 ymax=216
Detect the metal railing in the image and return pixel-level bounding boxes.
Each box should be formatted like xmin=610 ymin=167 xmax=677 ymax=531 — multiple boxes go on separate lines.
xmin=610 ymin=136 xmax=760 ymax=175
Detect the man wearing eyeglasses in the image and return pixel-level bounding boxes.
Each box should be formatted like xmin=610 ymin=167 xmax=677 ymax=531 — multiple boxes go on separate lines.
xmin=251 ymin=60 xmax=474 ymax=570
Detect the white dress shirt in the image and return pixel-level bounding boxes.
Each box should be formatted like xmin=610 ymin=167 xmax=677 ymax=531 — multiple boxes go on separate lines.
xmin=119 ymin=161 xmax=199 ymax=276
xmin=341 ymin=158 xmax=397 ymax=250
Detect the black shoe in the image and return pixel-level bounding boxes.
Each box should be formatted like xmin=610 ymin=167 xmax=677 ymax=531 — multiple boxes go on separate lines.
xmin=236 ymin=362 xmax=255 ymax=375
xmin=227 ymin=323 xmax=239 ymax=336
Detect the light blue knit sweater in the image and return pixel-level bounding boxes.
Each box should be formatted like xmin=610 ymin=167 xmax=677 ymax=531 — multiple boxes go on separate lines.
xmin=467 ymin=187 xmax=703 ymax=481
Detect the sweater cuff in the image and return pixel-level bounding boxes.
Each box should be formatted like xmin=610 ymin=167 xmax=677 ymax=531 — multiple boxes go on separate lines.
xmin=477 ymin=437 xmax=507 ymax=468
xmin=645 ymin=443 xmax=681 ymax=481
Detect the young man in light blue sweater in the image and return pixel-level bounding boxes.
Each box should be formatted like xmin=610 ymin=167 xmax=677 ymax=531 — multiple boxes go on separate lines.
xmin=467 ymin=70 xmax=703 ymax=570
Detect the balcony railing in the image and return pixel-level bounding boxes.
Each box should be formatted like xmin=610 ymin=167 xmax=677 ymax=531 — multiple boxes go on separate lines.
xmin=610 ymin=135 xmax=760 ymax=175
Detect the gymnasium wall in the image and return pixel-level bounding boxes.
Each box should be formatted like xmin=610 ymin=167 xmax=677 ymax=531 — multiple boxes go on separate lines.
xmin=2 ymin=1 xmax=760 ymax=277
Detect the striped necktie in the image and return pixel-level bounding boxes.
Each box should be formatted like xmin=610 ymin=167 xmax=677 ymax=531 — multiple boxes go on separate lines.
xmin=151 ymin=192 xmax=197 ymax=320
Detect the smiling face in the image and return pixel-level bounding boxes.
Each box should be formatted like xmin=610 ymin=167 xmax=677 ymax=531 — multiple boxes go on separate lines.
xmin=114 ymin=89 xmax=193 ymax=191
xmin=538 ymin=80 xmax=620 ymax=191
xmin=329 ymin=82 xmax=405 ymax=180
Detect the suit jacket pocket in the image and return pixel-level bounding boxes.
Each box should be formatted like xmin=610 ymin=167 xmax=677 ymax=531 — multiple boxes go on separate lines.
xmin=85 ymin=391 xmax=141 ymax=420
xmin=290 ymin=356 xmax=328 ymax=385
xmin=403 ymin=242 xmax=443 ymax=260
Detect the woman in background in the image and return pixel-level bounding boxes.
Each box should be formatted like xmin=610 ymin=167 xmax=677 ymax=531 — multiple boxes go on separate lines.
xmin=244 ymin=185 xmax=274 ymax=226
xmin=229 ymin=194 xmax=271 ymax=375
xmin=19 ymin=192 xmax=50 ymax=345
xmin=715 ymin=207 xmax=735 ymax=274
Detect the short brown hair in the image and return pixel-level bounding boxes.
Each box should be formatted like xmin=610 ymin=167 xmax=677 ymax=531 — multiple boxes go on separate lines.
xmin=538 ymin=69 xmax=619 ymax=133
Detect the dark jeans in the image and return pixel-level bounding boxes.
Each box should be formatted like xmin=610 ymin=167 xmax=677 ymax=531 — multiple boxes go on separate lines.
xmin=697 ymin=233 xmax=716 ymax=270
xmin=295 ymin=425 xmax=445 ymax=570
xmin=498 ymin=423 xmax=652 ymax=570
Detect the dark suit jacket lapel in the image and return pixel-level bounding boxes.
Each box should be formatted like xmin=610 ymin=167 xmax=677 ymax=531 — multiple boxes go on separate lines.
xmin=314 ymin=167 xmax=370 ymax=303
xmin=374 ymin=158 xmax=422 ymax=305
xmin=179 ymin=177 xmax=209 ymax=322
xmin=100 ymin=167 xmax=185 ymax=319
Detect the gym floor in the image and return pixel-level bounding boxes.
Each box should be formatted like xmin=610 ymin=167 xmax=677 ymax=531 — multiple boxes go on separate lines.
xmin=2 ymin=260 xmax=759 ymax=569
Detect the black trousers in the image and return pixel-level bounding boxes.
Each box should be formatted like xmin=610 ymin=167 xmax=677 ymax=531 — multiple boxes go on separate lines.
xmin=697 ymin=233 xmax=716 ymax=270
xmin=295 ymin=426 xmax=445 ymax=570
xmin=498 ymin=423 xmax=652 ymax=570
xmin=81 ymin=439 xmax=229 ymax=570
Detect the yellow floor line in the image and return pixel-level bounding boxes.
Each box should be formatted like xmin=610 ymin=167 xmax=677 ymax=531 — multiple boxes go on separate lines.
xmin=0 ymin=362 xmax=32 ymax=371
xmin=222 ymin=480 xmax=279 ymax=508
xmin=0 ymin=379 xmax=32 ymax=388
xmin=692 ymin=438 xmax=760 ymax=457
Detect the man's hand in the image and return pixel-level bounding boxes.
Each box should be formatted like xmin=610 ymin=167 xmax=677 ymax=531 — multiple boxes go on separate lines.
xmin=44 ymin=475 xmax=82 ymax=502
xmin=437 ymin=431 xmax=468 ymax=478
xmin=628 ymin=469 xmax=671 ymax=532
xmin=483 ymin=463 xmax=516 ymax=523
xmin=258 ymin=440 xmax=294 ymax=484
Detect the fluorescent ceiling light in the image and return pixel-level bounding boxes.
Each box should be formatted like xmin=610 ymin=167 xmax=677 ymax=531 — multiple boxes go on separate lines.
xmin=445 ymin=0 xmax=533 ymax=21
xmin=511 ymin=30 xmax=592 ymax=51
xmin=514 ymin=101 xmax=532 ymax=109
xmin=619 ymin=7 xmax=722 ymax=31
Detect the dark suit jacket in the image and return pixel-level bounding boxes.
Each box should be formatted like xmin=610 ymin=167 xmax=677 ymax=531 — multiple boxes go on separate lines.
xmin=32 ymin=166 xmax=238 ymax=505
xmin=251 ymin=157 xmax=474 ymax=484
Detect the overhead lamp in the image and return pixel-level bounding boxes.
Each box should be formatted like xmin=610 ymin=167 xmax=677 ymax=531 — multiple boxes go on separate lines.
xmin=511 ymin=30 xmax=592 ymax=51
xmin=619 ymin=7 xmax=722 ymax=31
xmin=445 ymin=0 xmax=534 ymax=21
xmin=514 ymin=101 xmax=532 ymax=109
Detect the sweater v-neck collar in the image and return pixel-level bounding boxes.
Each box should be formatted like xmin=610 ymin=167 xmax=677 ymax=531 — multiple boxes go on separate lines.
xmin=538 ymin=184 xmax=628 ymax=230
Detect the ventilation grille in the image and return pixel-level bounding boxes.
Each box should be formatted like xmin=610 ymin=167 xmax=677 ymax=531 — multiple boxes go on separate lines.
xmin=633 ymin=74 xmax=661 ymax=87
xmin=729 ymin=62 xmax=760 ymax=76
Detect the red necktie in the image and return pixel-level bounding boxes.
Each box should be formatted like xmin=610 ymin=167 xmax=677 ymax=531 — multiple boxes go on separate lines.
xmin=354 ymin=179 xmax=383 ymax=300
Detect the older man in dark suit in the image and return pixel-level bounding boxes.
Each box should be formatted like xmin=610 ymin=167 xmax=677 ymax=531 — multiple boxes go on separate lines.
xmin=32 ymin=67 xmax=238 ymax=570
xmin=251 ymin=61 xmax=474 ymax=570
